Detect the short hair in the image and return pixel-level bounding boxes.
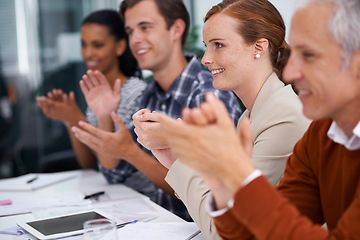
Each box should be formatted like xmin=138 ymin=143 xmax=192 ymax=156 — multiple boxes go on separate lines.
xmin=205 ymin=0 xmax=290 ymax=81
xmin=296 ymin=0 xmax=360 ymax=68
xmin=119 ymin=0 xmax=190 ymax=46
xmin=82 ymin=9 xmax=140 ymax=77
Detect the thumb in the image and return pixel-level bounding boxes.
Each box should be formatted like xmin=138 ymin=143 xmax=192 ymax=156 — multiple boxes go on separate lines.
xmin=69 ymin=91 xmax=75 ymax=101
xmin=111 ymin=111 xmax=125 ymax=129
xmin=113 ymin=78 xmax=121 ymax=96
xmin=239 ymin=118 xmax=253 ymax=156
xmin=206 ymin=92 xmax=233 ymax=126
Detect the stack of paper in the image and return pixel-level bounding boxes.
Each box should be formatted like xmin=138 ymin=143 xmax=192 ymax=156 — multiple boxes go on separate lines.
xmin=0 ymin=171 xmax=79 ymax=191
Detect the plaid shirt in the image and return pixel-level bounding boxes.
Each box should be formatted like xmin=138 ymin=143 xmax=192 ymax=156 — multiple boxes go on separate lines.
xmin=99 ymin=54 xmax=242 ymax=221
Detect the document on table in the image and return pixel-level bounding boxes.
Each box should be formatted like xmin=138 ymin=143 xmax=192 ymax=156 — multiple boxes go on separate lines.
xmin=117 ymin=222 xmax=205 ymax=240
xmin=0 ymin=191 xmax=88 ymax=217
xmin=0 ymin=171 xmax=79 ymax=191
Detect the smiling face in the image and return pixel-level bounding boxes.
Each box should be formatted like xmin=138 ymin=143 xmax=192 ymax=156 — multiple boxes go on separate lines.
xmin=81 ymin=23 xmax=121 ymax=75
xmin=202 ymin=13 xmax=255 ymax=93
xmin=124 ymin=0 xmax=175 ymax=73
xmin=283 ymin=2 xmax=360 ymax=122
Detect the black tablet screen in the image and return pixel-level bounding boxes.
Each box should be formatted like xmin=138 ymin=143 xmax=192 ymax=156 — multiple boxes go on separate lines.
xmin=28 ymin=211 xmax=107 ymax=236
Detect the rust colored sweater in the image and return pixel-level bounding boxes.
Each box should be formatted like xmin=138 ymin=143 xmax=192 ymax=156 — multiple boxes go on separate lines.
xmin=214 ymin=119 xmax=360 ymax=239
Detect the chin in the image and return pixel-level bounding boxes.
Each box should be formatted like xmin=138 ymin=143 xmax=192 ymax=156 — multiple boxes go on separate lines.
xmin=213 ymin=81 xmax=230 ymax=91
xmin=303 ymin=107 xmax=326 ymax=121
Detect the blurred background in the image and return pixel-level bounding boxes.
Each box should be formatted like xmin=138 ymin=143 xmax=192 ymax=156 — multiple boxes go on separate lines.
xmin=0 ymin=0 xmax=295 ymax=179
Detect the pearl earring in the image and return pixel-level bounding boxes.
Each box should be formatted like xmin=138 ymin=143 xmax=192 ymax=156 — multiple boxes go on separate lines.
xmin=117 ymin=52 xmax=122 ymax=56
xmin=255 ymin=53 xmax=261 ymax=59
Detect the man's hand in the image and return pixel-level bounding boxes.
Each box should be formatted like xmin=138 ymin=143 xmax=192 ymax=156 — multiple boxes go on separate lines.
xmin=71 ymin=111 xmax=137 ymax=161
xmin=133 ymin=109 xmax=169 ymax=150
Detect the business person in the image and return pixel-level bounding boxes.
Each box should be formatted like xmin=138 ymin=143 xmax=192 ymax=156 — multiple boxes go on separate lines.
xmin=158 ymin=0 xmax=360 ymax=238
xmin=36 ymin=10 xmax=146 ymax=170
xmin=71 ymin=0 xmax=242 ymax=221
xmin=133 ymin=0 xmax=310 ymax=238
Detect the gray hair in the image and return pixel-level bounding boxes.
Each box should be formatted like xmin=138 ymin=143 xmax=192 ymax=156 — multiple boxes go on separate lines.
xmin=296 ymin=0 xmax=360 ymax=68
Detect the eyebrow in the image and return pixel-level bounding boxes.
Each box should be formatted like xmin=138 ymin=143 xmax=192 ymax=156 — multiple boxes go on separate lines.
xmin=125 ymin=21 xmax=154 ymax=32
xmin=209 ymin=38 xmax=225 ymax=42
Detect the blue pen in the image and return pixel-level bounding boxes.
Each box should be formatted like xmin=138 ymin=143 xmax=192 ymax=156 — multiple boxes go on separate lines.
xmin=116 ymin=220 xmax=138 ymax=228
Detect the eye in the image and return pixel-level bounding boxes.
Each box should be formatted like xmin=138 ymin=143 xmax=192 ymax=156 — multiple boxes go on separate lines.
xmin=126 ymin=29 xmax=133 ymax=36
xmin=301 ymin=49 xmax=315 ymax=59
xmin=94 ymin=43 xmax=104 ymax=48
xmin=141 ymin=25 xmax=150 ymax=31
xmin=215 ymin=42 xmax=224 ymax=49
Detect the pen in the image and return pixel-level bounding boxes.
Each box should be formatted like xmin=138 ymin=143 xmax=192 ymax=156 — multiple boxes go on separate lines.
xmin=84 ymin=191 xmax=105 ymax=199
xmin=26 ymin=176 xmax=38 ymax=184
xmin=116 ymin=220 xmax=138 ymax=228
xmin=185 ymin=230 xmax=201 ymax=240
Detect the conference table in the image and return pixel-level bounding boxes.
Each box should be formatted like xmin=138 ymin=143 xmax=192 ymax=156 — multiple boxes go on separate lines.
xmin=0 ymin=169 xmax=204 ymax=240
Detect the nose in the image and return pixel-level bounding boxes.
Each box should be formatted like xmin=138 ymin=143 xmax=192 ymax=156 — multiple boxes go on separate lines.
xmin=81 ymin=46 xmax=94 ymax=59
xmin=283 ymin=53 xmax=303 ymax=85
xmin=129 ymin=29 xmax=143 ymax=47
xmin=201 ymin=49 xmax=213 ymax=66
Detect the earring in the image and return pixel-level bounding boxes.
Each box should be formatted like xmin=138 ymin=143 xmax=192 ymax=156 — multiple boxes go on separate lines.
xmin=117 ymin=52 xmax=122 ymax=56
xmin=255 ymin=53 xmax=261 ymax=59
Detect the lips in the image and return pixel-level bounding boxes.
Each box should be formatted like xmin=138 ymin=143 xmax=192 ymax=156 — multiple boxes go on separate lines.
xmin=136 ymin=48 xmax=150 ymax=55
xmin=298 ymin=90 xmax=311 ymax=95
xmin=210 ymin=68 xmax=225 ymax=75
xmin=86 ymin=61 xmax=99 ymax=69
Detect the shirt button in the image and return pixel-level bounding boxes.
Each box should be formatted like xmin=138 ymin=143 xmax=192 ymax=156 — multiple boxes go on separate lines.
xmin=161 ymin=104 xmax=166 ymax=111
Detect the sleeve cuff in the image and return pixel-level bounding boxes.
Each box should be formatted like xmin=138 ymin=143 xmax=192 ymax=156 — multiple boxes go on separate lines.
xmin=206 ymin=169 xmax=262 ymax=217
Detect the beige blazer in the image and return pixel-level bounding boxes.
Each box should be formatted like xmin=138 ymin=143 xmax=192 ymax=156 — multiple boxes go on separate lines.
xmin=165 ymin=73 xmax=311 ymax=240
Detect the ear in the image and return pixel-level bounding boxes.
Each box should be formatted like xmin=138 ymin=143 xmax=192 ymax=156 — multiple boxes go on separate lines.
xmin=116 ymin=38 xmax=127 ymax=56
xmin=253 ymin=38 xmax=269 ymax=58
xmin=170 ymin=18 xmax=186 ymax=42
xmin=351 ymin=49 xmax=360 ymax=81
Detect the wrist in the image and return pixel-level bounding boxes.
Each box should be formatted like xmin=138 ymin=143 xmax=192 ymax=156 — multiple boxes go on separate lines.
xmin=223 ymin=161 xmax=256 ymax=195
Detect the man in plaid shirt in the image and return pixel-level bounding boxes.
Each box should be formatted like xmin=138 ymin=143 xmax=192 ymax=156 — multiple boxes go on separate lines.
xmin=72 ymin=0 xmax=242 ymax=221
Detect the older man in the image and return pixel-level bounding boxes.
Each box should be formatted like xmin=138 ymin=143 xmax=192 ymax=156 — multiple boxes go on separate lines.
xmin=158 ymin=0 xmax=360 ymax=238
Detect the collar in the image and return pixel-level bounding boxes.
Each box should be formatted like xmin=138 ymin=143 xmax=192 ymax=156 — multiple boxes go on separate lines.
xmin=327 ymin=121 xmax=360 ymax=150
xmin=151 ymin=54 xmax=205 ymax=104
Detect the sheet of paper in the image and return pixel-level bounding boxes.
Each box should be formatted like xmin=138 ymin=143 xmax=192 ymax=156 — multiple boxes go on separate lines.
xmin=0 ymin=192 xmax=88 ymax=217
xmin=32 ymin=197 xmax=159 ymax=223
xmin=116 ymin=222 xmax=204 ymax=240
xmin=0 ymin=171 xmax=79 ymax=191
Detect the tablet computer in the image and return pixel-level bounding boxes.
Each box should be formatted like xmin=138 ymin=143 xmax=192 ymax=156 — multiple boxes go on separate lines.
xmin=18 ymin=209 xmax=117 ymax=239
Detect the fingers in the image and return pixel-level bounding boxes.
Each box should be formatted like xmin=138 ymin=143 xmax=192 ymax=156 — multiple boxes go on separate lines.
xmin=111 ymin=111 xmax=126 ymax=130
xmin=51 ymin=89 xmax=64 ymax=101
xmin=71 ymin=124 xmax=102 ymax=151
xmin=68 ymin=91 xmax=75 ymax=102
xmin=182 ymin=106 xmax=210 ymax=126
xmin=79 ymin=79 xmax=89 ymax=95
xmin=72 ymin=120 xmax=108 ymax=142
xmin=113 ymin=78 xmax=121 ymax=96
xmin=94 ymin=70 xmax=108 ymax=85
xmin=132 ymin=109 xmax=151 ymax=120
xmin=205 ymin=92 xmax=233 ymax=126
xmin=141 ymin=111 xmax=160 ymax=122
xmin=159 ymin=114 xmax=188 ymax=140
xmin=86 ymin=70 xmax=101 ymax=87
xmin=181 ymin=92 xmax=217 ymax=126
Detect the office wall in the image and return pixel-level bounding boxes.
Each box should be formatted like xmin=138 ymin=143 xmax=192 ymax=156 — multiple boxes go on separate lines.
xmin=192 ymin=0 xmax=297 ymax=46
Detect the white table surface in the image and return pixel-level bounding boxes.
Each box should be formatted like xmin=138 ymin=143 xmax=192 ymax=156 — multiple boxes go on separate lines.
xmin=0 ymin=169 xmax=186 ymax=239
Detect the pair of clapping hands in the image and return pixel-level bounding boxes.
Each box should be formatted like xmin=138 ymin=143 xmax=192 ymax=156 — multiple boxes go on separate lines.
xmin=36 ymin=70 xmax=121 ymax=128
xmin=134 ymin=93 xmax=256 ymax=208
